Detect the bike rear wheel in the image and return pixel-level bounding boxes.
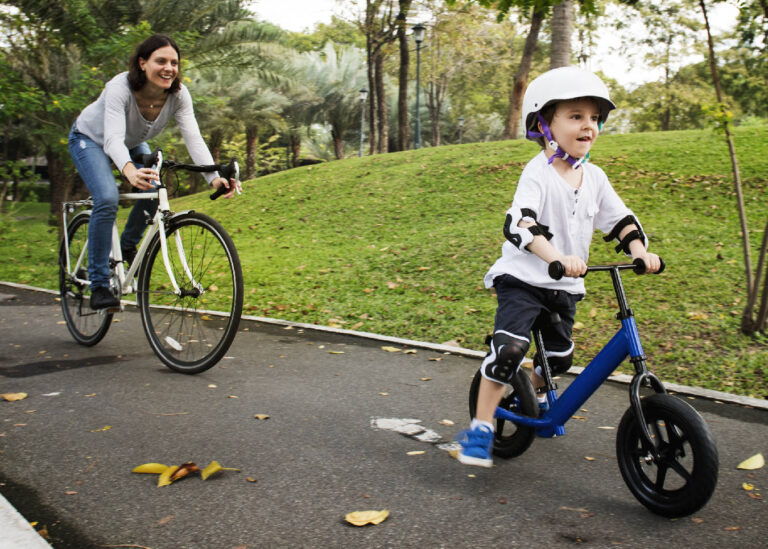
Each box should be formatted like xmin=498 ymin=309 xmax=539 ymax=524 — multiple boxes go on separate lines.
xmin=616 ymin=393 xmax=718 ymax=517
xmin=59 ymin=211 xmax=113 ymax=345
xmin=468 ymin=368 xmax=538 ymax=458
xmin=137 ymin=212 xmax=243 ymax=374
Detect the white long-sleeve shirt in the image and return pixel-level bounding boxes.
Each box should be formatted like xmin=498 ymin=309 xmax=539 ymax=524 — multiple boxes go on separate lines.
xmin=484 ymin=151 xmax=640 ymax=294
xmin=75 ymin=72 xmax=217 ymax=183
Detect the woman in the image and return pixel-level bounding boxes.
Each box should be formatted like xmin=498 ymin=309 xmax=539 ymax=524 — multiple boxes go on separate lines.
xmin=69 ymin=34 xmax=236 ymax=310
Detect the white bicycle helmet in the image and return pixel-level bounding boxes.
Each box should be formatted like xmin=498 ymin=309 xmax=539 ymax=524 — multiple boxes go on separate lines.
xmin=522 ymin=66 xmax=615 ymax=169
xmin=522 ymin=66 xmax=615 ymax=135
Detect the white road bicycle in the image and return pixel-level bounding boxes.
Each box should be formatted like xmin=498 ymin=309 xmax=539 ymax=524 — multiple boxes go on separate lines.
xmin=59 ymin=149 xmax=244 ymax=374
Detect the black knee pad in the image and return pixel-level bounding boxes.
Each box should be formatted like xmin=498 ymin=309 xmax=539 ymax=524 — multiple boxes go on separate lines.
xmin=534 ymin=350 xmax=573 ymax=375
xmin=482 ymin=332 xmax=529 ymax=383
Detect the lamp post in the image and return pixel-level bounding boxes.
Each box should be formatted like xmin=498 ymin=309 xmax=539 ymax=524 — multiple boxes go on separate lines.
xmin=458 ymin=116 xmax=464 ymax=144
xmin=359 ymin=88 xmax=368 ymax=157
xmin=412 ymin=23 xmax=425 ymax=149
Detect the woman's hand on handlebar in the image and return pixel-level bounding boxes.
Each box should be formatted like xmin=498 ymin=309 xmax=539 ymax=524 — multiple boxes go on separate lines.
xmin=210 ymin=177 xmax=238 ymax=199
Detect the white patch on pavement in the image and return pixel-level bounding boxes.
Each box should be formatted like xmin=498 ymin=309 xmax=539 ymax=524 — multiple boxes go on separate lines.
xmin=371 ymin=417 xmax=455 ymax=451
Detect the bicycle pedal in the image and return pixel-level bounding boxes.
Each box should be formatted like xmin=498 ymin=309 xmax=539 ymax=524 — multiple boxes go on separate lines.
xmin=106 ymin=305 xmax=123 ymax=313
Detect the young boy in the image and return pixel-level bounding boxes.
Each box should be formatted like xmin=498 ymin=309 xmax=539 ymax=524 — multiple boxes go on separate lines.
xmin=456 ymin=66 xmax=661 ymax=468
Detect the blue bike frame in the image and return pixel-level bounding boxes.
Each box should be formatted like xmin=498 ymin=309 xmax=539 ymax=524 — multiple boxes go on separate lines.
xmin=494 ymin=263 xmax=666 ymax=449
xmin=496 ymin=316 xmax=642 ymax=437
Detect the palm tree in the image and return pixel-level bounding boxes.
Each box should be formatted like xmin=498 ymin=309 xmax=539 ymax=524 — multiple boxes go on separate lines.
xmin=298 ymin=43 xmax=368 ymax=159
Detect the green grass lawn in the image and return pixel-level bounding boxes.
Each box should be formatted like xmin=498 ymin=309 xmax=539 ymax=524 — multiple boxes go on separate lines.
xmin=2 ymin=125 xmax=767 ymax=399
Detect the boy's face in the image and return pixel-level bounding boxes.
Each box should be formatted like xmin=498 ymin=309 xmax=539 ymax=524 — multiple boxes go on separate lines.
xmin=546 ymin=98 xmax=601 ymax=159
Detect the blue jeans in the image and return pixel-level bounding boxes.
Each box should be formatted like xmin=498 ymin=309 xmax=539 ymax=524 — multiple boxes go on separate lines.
xmin=68 ymin=125 xmax=157 ymax=288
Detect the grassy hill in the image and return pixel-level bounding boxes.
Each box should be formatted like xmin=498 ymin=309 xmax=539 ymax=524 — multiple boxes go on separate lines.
xmin=2 ymin=125 xmax=767 ymax=399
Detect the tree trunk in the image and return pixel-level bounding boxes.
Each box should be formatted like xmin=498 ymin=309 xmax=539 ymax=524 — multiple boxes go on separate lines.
xmin=208 ymin=129 xmax=223 ymax=163
xmin=396 ymin=1 xmax=411 ymax=152
xmin=427 ymin=80 xmax=445 ymax=147
xmin=366 ymin=38 xmax=378 ymax=155
xmin=331 ymin=128 xmax=344 ymax=159
xmin=504 ymin=7 xmax=545 ymax=140
xmin=375 ymin=52 xmax=388 ymax=153
xmin=699 ymin=0 xmax=756 ymax=333
xmin=290 ymin=134 xmax=301 ymax=167
xmin=47 ymin=149 xmax=77 ymax=234
xmin=550 ymin=0 xmax=573 ymax=69
xmin=245 ymin=125 xmax=258 ymax=180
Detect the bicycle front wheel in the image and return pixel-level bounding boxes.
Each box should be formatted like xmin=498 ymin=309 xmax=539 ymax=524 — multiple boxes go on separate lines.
xmin=59 ymin=211 xmax=113 ymax=345
xmin=616 ymin=393 xmax=719 ymax=517
xmin=137 ymin=212 xmax=243 ymax=374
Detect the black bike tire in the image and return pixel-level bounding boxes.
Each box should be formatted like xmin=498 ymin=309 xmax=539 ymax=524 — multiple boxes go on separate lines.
xmin=468 ymin=368 xmax=538 ymax=458
xmin=616 ymin=393 xmax=719 ymax=518
xmin=137 ymin=212 xmax=243 ymax=374
xmin=59 ymin=211 xmax=113 ymax=346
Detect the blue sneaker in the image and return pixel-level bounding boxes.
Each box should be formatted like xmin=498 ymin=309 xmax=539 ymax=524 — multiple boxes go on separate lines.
xmin=455 ymin=425 xmax=493 ymax=468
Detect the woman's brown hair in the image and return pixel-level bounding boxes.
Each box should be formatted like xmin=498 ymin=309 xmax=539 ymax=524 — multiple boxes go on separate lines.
xmin=127 ymin=34 xmax=181 ymax=93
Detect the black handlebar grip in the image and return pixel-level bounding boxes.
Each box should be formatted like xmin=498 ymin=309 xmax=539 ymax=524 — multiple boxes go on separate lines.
xmin=633 ymin=257 xmax=666 ymax=275
xmin=209 ymin=184 xmax=227 ymax=200
xmin=548 ymin=260 xmax=565 ymax=280
xmin=209 ymin=159 xmax=238 ymax=200
xmin=632 ymin=257 xmax=646 ymax=274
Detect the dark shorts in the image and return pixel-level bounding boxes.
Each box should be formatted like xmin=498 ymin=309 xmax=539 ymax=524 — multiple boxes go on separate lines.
xmin=492 ymin=274 xmax=583 ymax=354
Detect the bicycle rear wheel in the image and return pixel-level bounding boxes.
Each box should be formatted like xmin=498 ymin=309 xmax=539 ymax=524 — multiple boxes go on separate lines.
xmin=59 ymin=211 xmax=113 ymax=345
xmin=137 ymin=212 xmax=243 ymax=374
xmin=616 ymin=393 xmax=719 ymax=517
xmin=468 ymin=368 xmax=538 ymax=458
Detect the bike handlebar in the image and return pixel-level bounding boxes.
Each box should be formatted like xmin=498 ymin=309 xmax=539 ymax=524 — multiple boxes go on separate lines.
xmin=130 ymin=148 xmax=240 ymax=201
xmin=548 ymin=257 xmax=666 ymax=280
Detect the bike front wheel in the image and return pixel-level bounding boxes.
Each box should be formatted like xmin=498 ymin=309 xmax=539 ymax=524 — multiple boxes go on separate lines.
xmin=59 ymin=211 xmax=113 ymax=345
xmin=137 ymin=212 xmax=244 ymax=374
xmin=468 ymin=368 xmax=538 ymax=458
xmin=616 ymin=393 xmax=719 ymax=518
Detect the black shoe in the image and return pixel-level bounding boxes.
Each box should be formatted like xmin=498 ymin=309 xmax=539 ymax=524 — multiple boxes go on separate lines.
xmin=90 ymin=286 xmax=120 ymax=310
xmin=121 ymin=246 xmax=137 ymax=265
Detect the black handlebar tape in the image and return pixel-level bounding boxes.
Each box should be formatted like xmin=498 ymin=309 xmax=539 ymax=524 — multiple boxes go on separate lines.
xmin=548 ymin=261 xmax=565 ymax=280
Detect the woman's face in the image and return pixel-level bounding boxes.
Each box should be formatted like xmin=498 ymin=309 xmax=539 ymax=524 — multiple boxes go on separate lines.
xmin=138 ymin=45 xmax=179 ymax=91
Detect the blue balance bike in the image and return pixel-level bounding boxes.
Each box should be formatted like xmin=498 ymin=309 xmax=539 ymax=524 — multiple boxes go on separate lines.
xmin=468 ymin=259 xmax=718 ymax=518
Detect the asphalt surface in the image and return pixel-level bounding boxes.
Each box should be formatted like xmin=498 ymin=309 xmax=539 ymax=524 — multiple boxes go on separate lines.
xmin=1 ymin=283 xmax=766 ymax=549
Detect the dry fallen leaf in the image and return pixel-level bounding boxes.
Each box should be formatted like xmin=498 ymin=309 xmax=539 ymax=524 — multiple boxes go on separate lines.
xmin=328 ymin=351 xmax=345 ymax=354
xmin=345 ymin=510 xmax=389 ymax=527
xmin=403 ymin=349 xmax=417 ymax=354
xmin=742 ymin=482 xmax=755 ymax=491
xmin=407 ymin=450 xmax=425 ymax=456
xmin=584 ymin=456 xmax=596 ymax=461
xmin=737 ymin=453 xmax=765 ymax=470
xmin=157 ymin=515 xmax=175 ymax=526
xmin=1 ymin=393 xmax=28 ymax=402
xmin=170 ymin=462 xmax=199 ymax=481
xmin=132 ymin=463 xmax=170 ymax=474
xmin=378 ymin=392 xmax=390 ymax=396
xmin=254 ymin=414 xmax=270 ymax=420
xmin=420 ymin=377 xmax=432 ymax=381
xmin=89 ymin=425 xmax=111 ymax=432
xmin=201 ymin=461 xmax=223 ymax=480
xmin=381 ymin=346 xmax=401 ymax=353
xmin=438 ymin=419 xmax=455 ymax=426
xmin=723 ymin=526 xmax=741 ymax=531
xmin=246 ymin=477 xmax=257 ymax=483
xmin=158 ymin=466 xmax=180 ymax=487
xmin=64 ymin=491 xmax=77 ymax=495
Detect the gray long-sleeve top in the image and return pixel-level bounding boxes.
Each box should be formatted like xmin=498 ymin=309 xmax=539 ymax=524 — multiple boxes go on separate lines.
xmin=75 ymin=72 xmax=217 ymax=183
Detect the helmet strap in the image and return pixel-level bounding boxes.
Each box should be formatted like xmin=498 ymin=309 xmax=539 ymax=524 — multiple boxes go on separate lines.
xmin=527 ymin=112 xmax=587 ymax=170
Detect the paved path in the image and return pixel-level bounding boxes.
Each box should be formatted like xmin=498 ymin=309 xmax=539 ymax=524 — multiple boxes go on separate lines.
xmin=1 ymin=284 xmax=766 ymax=548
